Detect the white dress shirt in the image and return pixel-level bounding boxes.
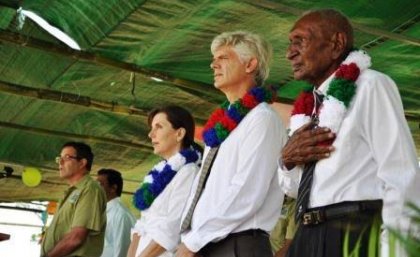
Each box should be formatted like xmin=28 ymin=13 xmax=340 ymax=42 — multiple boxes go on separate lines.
xmin=101 ymin=197 xmax=136 ymax=257
xmin=279 ymin=69 xmax=420 ymax=232
xmin=181 ymin=103 xmax=288 ymax=252
xmin=132 ymin=162 xmax=199 ymax=256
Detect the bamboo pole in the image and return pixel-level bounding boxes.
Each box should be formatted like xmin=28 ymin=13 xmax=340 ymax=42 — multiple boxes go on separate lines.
xmin=0 ymin=120 xmax=153 ymax=150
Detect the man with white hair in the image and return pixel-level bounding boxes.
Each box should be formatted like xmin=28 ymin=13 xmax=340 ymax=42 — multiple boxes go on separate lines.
xmin=176 ymin=31 xmax=288 ymax=257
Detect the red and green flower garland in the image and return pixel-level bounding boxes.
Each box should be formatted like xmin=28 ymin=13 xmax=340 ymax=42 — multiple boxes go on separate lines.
xmin=202 ymin=86 xmax=274 ymax=147
xmin=289 ymin=50 xmax=372 ymax=141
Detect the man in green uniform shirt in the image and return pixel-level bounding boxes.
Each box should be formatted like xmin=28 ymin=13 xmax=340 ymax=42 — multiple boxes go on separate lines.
xmin=41 ymin=141 xmax=107 ymax=257
xmin=271 ymin=196 xmax=297 ymax=257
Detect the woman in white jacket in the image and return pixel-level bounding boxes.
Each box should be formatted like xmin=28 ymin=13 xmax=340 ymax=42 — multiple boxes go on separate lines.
xmin=127 ymin=105 xmax=202 ymax=257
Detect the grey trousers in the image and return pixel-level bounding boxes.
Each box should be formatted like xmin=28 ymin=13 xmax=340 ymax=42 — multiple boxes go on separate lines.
xmin=200 ymin=230 xmax=273 ymax=257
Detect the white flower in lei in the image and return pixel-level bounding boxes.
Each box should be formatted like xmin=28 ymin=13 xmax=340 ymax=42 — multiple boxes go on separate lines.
xmin=289 ymin=50 xmax=371 ymax=137
xmin=133 ymin=148 xmax=201 ymax=211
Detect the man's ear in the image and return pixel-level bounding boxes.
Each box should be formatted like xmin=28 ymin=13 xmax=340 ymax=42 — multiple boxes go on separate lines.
xmin=177 ymin=127 xmax=186 ymax=143
xmin=111 ymin=184 xmax=118 ymax=194
xmin=79 ymin=158 xmax=88 ymax=171
xmin=331 ymin=32 xmax=347 ymax=60
xmin=245 ymin=57 xmax=258 ymax=74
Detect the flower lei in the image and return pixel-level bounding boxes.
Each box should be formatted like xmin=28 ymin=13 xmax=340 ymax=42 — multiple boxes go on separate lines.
xmin=133 ymin=148 xmax=201 ymax=211
xmin=289 ymin=50 xmax=371 ymax=141
xmin=202 ymin=86 xmax=274 ymax=147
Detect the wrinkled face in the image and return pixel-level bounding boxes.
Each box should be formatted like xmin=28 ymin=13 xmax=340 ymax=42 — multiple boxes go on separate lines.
xmin=57 ymin=146 xmax=83 ymax=180
xmin=96 ymin=175 xmax=113 ymax=201
xmin=148 ymin=112 xmax=182 ymax=159
xmin=210 ymin=45 xmax=249 ymax=91
xmin=286 ymin=15 xmax=336 ymax=86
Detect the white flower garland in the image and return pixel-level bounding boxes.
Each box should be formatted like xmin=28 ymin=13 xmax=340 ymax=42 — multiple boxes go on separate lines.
xmin=144 ymin=150 xmax=202 ymax=184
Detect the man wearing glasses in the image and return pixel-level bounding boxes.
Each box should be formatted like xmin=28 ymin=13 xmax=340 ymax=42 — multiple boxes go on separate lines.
xmin=41 ymin=141 xmax=107 ymax=257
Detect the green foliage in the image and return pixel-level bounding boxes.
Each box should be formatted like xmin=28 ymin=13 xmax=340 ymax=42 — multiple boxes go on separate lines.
xmin=343 ymin=203 xmax=420 ymax=257
xmin=343 ymin=219 xmax=378 ymax=257
xmin=388 ymin=203 xmax=420 ymax=257
xmin=368 ymin=218 xmax=380 ymax=257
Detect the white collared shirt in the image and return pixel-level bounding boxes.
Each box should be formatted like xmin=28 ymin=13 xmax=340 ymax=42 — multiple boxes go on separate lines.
xmin=101 ymin=197 xmax=136 ymax=257
xmin=181 ymin=103 xmax=288 ymax=252
xmin=279 ymin=69 xmax=420 ymax=231
xmin=132 ymin=162 xmax=199 ymax=255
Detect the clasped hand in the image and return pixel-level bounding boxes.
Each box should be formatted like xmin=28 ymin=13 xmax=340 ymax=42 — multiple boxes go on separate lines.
xmin=281 ymin=121 xmax=335 ymax=170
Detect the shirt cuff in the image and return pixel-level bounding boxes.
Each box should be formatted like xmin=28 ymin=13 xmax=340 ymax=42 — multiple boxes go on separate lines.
xmin=182 ymin=231 xmax=208 ymax=253
xmin=277 ymin=161 xmax=300 ymax=198
xmin=131 ymin=220 xmax=144 ymax=239
xmin=148 ymin=230 xmax=178 ymax=252
xmin=277 ymin=158 xmax=298 ymax=175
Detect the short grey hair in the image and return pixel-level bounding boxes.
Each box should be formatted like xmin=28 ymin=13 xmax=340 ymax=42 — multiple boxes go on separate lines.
xmin=211 ymin=31 xmax=272 ymax=85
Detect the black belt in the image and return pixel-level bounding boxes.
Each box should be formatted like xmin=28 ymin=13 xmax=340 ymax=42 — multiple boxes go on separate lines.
xmin=227 ymin=229 xmax=269 ymax=238
xmin=200 ymin=229 xmax=269 ymax=255
xmin=226 ymin=229 xmax=269 ymax=239
xmin=302 ymin=200 xmax=382 ymax=226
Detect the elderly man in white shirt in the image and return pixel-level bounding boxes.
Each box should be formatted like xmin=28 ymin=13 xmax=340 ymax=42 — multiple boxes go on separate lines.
xmin=278 ymin=9 xmax=420 ymax=257
xmin=176 ymin=31 xmax=288 ymax=257
xmin=97 ymin=169 xmax=136 ymax=257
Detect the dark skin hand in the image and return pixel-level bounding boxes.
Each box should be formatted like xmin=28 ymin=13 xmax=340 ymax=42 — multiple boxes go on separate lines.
xmin=0 ymin=233 xmax=10 ymax=241
xmin=282 ymin=121 xmax=335 ymax=170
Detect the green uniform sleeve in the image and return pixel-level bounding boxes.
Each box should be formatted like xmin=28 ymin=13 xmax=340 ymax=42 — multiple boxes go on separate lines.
xmin=72 ymin=182 xmax=107 ymax=233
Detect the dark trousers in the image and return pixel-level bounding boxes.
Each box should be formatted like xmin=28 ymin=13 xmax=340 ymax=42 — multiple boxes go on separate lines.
xmin=286 ymin=209 xmax=381 ymax=257
xmin=200 ymin=229 xmax=273 ymax=257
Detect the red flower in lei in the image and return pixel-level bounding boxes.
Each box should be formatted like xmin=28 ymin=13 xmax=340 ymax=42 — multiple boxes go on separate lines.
xmin=202 ymin=86 xmax=273 ymax=147
xmin=220 ymin=115 xmax=237 ymax=131
xmin=335 ymin=63 xmax=360 ymax=81
xmin=241 ymin=93 xmax=259 ymax=109
xmin=291 ymin=91 xmax=314 ymax=116
xmin=203 ymin=108 xmax=224 ymax=131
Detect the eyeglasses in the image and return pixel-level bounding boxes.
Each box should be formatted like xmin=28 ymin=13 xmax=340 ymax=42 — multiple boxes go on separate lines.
xmin=55 ymin=155 xmax=80 ymax=164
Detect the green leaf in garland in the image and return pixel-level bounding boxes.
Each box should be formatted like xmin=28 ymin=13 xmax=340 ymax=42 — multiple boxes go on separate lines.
xmin=328 ymin=78 xmax=356 ymax=107
xmin=264 ymin=88 xmax=273 ymax=101
xmin=142 ymin=184 xmax=155 ymax=206
xmin=231 ymin=101 xmax=248 ymax=116
xmin=215 ymin=123 xmax=229 ymax=141
xmin=221 ymin=101 xmax=230 ymax=109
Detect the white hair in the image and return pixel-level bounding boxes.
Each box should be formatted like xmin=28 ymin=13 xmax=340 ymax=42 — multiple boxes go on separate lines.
xmin=211 ymin=31 xmax=272 ymax=85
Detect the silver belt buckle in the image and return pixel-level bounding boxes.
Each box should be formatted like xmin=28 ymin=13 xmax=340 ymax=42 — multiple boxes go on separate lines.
xmin=303 ymin=212 xmax=313 ymax=225
xmin=303 ymin=210 xmax=323 ymax=225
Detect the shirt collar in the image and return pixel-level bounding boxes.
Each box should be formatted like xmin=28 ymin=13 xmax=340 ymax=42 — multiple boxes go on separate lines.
xmin=317 ymin=71 xmax=335 ymax=95
xmin=72 ymin=174 xmax=91 ymax=189
xmin=107 ymin=197 xmax=120 ymax=211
